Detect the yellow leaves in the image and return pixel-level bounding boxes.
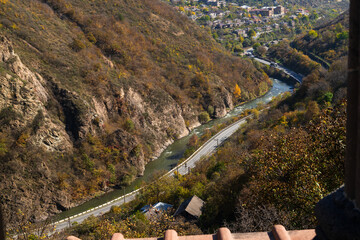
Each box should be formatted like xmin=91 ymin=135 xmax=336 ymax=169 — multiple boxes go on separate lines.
xmin=10 ymin=23 xmax=18 ymax=29
xmin=279 ymin=115 xmax=288 ymax=127
xmin=233 ymin=83 xmax=241 ymax=99
xmin=0 ymin=0 xmax=8 ymax=4
xmin=16 ymin=132 xmax=30 ymax=147
xmin=118 ymin=71 xmax=129 ymax=79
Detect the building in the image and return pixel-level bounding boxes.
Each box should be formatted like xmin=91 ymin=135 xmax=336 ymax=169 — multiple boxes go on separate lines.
xmin=240 ymin=5 xmax=251 ymax=11
xmin=207 ymin=0 xmax=217 ymax=6
xmin=274 ymin=6 xmax=285 ymax=15
xmin=174 ymin=196 xmax=204 ymax=220
xmin=260 ymin=8 xmax=274 ymax=17
xmin=295 ymin=8 xmax=309 ymax=16
xmin=250 ymin=8 xmax=273 ymax=17
xmin=206 ymin=0 xmax=226 ymax=7
xmin=141 ymin=202 xmax=173 ymax=218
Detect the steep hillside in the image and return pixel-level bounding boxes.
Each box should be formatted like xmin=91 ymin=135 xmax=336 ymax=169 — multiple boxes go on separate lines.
xmin=0 ymin=0 xmax=270 ymax=225
xmin=292 ymin=10 xmax=349 ymax=65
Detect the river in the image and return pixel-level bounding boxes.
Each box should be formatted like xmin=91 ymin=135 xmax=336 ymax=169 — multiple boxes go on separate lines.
xmin=54 ymin=78 xmax=293 ymax=221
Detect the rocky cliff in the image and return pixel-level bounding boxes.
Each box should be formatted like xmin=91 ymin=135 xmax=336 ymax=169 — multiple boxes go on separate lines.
xmin=0 ymin=0 xmax=270 ymax=225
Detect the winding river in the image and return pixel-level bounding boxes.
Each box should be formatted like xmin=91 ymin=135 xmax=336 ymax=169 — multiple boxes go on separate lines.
xmin=55 ymin=78 xmax=294 ymax=221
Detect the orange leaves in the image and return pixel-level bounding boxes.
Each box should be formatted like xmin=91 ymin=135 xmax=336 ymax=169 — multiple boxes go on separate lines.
xmin=233 ymin=84 xmax=241 ymax=99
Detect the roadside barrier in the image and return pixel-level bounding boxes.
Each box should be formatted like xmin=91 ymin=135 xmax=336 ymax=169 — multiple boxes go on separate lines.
xmin=52 ymin=114 xmax=253 ymax=228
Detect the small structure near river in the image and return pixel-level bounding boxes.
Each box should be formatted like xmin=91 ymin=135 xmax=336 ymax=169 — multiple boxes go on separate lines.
xmin=174 ymin=195 xmax=204 ymax=221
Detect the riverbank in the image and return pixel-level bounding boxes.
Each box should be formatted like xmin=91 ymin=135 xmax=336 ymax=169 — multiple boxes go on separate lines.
xmin=51 ymin=78 xmax=294 ymax=224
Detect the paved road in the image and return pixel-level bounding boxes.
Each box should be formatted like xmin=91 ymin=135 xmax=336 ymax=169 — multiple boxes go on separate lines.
xmin=253 ymin=57 xmax=303 ymax=83
xmin=51 ymin=115 xmax=251 ymax=233
xmin=245 ymin=48 xmax=303 ymax=83
xmin=51 ymin=51 xmax=302 ymax=234
xmin=168 ymin=116 xmax=250 ymax=176
xmin=53 ymin=191 xmax=138 ymax=231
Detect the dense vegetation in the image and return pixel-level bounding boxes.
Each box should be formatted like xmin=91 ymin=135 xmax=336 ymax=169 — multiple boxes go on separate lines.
xmin=0 ymin=0 xmax=271 ymax=227
xmin=46 ymin=30 xmax=349 ymax=239
xmin=292 ymin=10 xmax=349 ymax=66
xmin=58 ymin=61 xmax=346 ymax=240
xmin=1 ymin=0 xmax=350 ymax=239
xmin=267 ymin=40 xmax=321 ymax=76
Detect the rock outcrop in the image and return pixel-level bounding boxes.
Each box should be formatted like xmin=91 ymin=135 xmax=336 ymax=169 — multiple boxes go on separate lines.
xmin=0 ymin=36 xmax=72 ymax=152
xmin=0 ymin=36 xmax=237 ymax=224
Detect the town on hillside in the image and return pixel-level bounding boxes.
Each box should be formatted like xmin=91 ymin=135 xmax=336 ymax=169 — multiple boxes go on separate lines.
xmin=170 ymin=0 xmax=316 ymax=53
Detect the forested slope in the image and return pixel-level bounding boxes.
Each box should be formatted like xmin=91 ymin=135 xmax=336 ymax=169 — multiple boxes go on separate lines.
xmin=292 ymin=10 xmax=349 ymax=65
xmin=0 ymin=0 xmax=270 ymax=225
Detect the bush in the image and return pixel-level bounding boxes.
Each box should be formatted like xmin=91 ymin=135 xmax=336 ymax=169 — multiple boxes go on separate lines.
xmin=70 ymin=39 xmax=86 ymax=52
xmin=198 ymin=112 xmax=210 ymax=124
xmin=0 ymin=106 xmax=18 ymax=125
xmin=124 ymin=119 xmax=135 ymax=132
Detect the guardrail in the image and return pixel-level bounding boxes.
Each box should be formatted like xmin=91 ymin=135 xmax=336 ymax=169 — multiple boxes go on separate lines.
xmin=252 ymin=56 xmax=303 ymax=83
xmin=52 ymin=114 xmax=253 ymax=228
xmin=164 ymin=115 xmax=252 ymax=177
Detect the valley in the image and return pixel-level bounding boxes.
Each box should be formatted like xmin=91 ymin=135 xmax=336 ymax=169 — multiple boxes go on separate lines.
xmin=0 ymin=0 xmax=350 ymax=239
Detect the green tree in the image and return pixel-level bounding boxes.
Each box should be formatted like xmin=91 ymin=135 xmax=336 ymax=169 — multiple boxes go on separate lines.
xmin=198 ymin=112 xmax=210 ymax=124
xmin=308 ymin=30 xmax=318 ymax=39
xmin=124 ymin=119 xmax=135 ymax=132
xmin=248 ymin=29 xmax=256 ymax=38
xmin=252 ymin=42 xmax=261 ymax=50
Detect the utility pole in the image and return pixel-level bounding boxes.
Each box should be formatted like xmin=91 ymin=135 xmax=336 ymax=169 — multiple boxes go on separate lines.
xmin=123 ymin=187 xmax=125 ymax=204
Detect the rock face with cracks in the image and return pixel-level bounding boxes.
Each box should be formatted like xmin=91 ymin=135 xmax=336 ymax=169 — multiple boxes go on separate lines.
xmin=0 ymin=0 xmax=270 ymax=225
xmin=0 ymin=36 xmax=237 ymax=224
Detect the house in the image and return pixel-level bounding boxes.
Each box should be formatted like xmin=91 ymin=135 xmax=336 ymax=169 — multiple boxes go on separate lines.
xmin=141 ymin=202 xmax=173 ymax=218
xmin=260 ymin=8 xmax=274 ymax=17
xmin=207 ymin=0 xmax=218 ymax=6
xmin=274 ymin=6 xmax=285 ymax=15
xmin=174 ymin=195 xmax=204 ymax=220
xmin=233 ymin=29 xmax=247 ymax=37
xmin=218 ymin=0 xmax=226 ymax=8
xmin=240 ymin=5 xmax=251 ymax=11
xmin=209 ymin=12 xmax=217 ymax=19
xmin=189 ymin=15 xmax=197 ymax=21
xmin=250 ymin=8 xmax=273 ymax=17
xmin=296 ymin=8 xmax=309 ymax=16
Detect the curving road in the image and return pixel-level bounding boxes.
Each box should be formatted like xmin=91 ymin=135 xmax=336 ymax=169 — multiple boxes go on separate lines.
xmin=51 ymin=115 xmax=252 ymax=232
xmin=50 ymin=53 xmax=302 ymax=234
xmin=245 ymin=48 xmax=303 ymax=83
xmin=167 ymin=116 xmax=251 ymax=177
xmin=254 ymin=57 xmax=303 ymax=83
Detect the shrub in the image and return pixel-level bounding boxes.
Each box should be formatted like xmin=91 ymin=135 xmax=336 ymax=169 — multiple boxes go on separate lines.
xmin=86 ymin=33 xmax=97 ymax=44
xmin=70 ymin=39 xmax=86 ymax=52
xmin=198 ymin=112 xmax=210 ymax=124
xmin=207 ymin=106 xmax=214 ymax=116
xmin=124 ymin=119 xmax=135 ymax=132
xmin=0 ymin=106 xmax=18 ymax=125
